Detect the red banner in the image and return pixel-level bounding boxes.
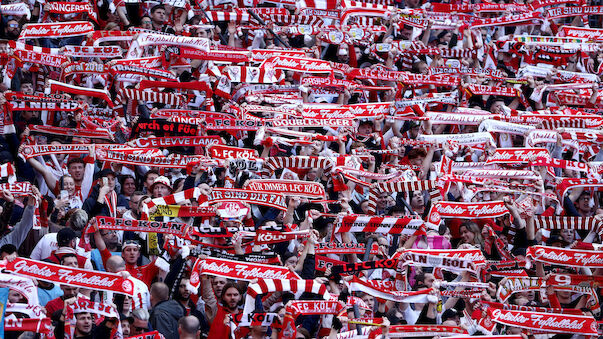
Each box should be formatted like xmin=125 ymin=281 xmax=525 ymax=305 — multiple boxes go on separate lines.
xmin=253 ymin=230 xmax=310 ymax=245
xmin=244 ymin=179 xmax=326 ymax=199
xmin=94 ymin=217 xmax=190 ymax=236
xmin=526 ymin=245 xmax=603 ymax=268
xmin=486 ymin=148 xmax=550 ymax=164
xmin=4 ymin=317 xmax=52 ymax=334
xmin=197 ymin=257 xmax=300 ymax=281
xmin=488 ymin=309 xmax=598 ymax=335
xmin=4 ymin=258 xmax=134 ymax=295
xmin=208 ymin=144 xmax=258 ymax=159
xmin=429 ymin=201 xmax=509 ymax=224
xmin=19 ymin=21 xmax=94 ymax=39
xmin=262 ymin=56 xmax=333 ymax=73
xmin=208 ymin=188 xmax=287 ymax=210
xmin=132 ymin=136 xmax=221 ymax=148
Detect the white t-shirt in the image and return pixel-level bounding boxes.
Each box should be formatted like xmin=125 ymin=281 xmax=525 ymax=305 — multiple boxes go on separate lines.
xmin=30 ymin=233 xmax=90 ymax=261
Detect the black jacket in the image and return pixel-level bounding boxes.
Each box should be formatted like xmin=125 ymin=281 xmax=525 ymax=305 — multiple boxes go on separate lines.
xmin=150 ymin=300 xmax=185 ymax=339
xmin=82 ymin=185 xmax=128 ymax=217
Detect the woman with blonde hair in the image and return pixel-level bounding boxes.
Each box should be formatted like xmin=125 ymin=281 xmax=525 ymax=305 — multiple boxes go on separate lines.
xmin=458 ymin=221 xmax=485 ymax=250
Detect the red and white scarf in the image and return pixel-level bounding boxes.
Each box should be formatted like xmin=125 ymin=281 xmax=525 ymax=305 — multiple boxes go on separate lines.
xmin=487 ymin=308 xmax=598 ymax=336
xmin=335 ymin=215 xmax=426 ymax=235
xmin=526 ymin=245 xmax=603 ymax=268
xmin=19 ymin=21 xmax=94 ymax=39
xmin=208 ymin=188 xmax=287 ymax=211
xmin=243 ymin=179 xmax=325 ymax=199
xmin=3 ymin=257 xmax=135 ymax=295
xmin=194 ymin=257 xmax=302 ymax=282
xmin=29 ymin=124 xmax=114 ymax=140
xmin=346 ymin=276 xmax=432 ymax=303
xmin=397 ymin=248 xmax=485 ymax=273
xmin=428 ymin=201 xmax=509 ymax=224
xmin=62 ymin=45 xmax=123 ymax=58
xmin=45 ymin=2 xmax=98 ymax=22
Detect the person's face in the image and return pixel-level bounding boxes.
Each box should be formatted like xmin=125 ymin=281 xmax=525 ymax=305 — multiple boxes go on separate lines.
xmin=423 ymin=273 xmax=435 ymax=288
xmin=577 ymin=195 xmax=590 ymax=211
xmin=358 ymin=123 xmax=373 ymax=135
xmin=62 ymin=285 xmax=79 ymax=299
xmin=409 ymin=154 xmax=424 ymax=167
xmin=198 ymin=29 xmax=209 ymax=38
xmin=63 ymin=176 xmax=76 ymax=196
xmin=20 ymin=83 xmax=33 ymax=95
xmin=101 ymin=230 xmax=119 ymax=249
xmin=145 ymin=173 xmax=158 ymax=188
xmin=411 ymin=191 xmax=424 ymax=208
xmin=153 ymin=183 xmax=170 ymax=198
xmin=5 ymin=20 xmax=20 ymax=39
xmin=285 ymin=256 xmax=298 ymax=271
xmin=212 ymin=277 xmax=227 ymax=296
xmin=361 ymin=294 xmax=374 ymax=310
xmin=377 ymin=238 xmax=388 ymax=255
xmin=400 ymin=27 xmax=413 ymax=40
xmin=141 ymin=17 xmax=153 ymax=29
xmin=123 ymin=178 xmax=136 ymax=196
xmin=409 ymin=125 xmax=421 ymax=139
xmin=152 ymin=9 xmax=166 ymax=24
xmin=75 ymin=313 xmax=93 ymax=335
xmin=121 ymin=321 xmax=130 ymax=337
xmin=460 ymin=226 xmax=475 ymax=244
xmin=20 ymin=110 xmax=34 ymax=121
xmin=360 ymin=201 xmax=370 ymax=214
xmin=385 ymin=196 xmax=395 ymax=208
xmin=306 ymin=169 xmax=318 ymax=181
xmin=310 ymin=140 xmax=323 ymax=154
xmin=129 ymin=194 xmax=144 ymax=212
xmin=62 ymin=256 xmax=78 ymax=268
xmin=122 ymin=246 xmax=140 ymax=265
xmin=376 ymin=193 xmax=389 ymax=209
xmin=104 ymin=175 xmax=116 ymax=190
xmin=117 ymin=295 xmax=132 ymax=314
xmin=8 ymin=290 xmax=22 ymax=303
xmin=223 ymin=287 xmax=241 ymax=311
xmin=179 ymin=278 xmax=191 ymax=300
xmin=132 ymin=318 xmax=149 ymax=335
xmin=560 ymin=229 xmax=575 ymax=243
xmin=68 ymin=162 xmax=85 ymax=181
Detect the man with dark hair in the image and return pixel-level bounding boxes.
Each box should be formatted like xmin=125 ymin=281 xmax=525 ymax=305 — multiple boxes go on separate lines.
xmin=66 ymin=156 xmax=94 ymax=200
xmin=150 ymin=5 xmax=174 ymax=33
xmin=44 ymin=227 xmax=91 ymax=269
xmin=207 ymin=282 xmax=242 ymax=338
xmin=4 ymin=18 xmax=21 ymax=41
xmin=143 ymin=170 xmax=160 ymax=194
xmin=174 ymin=278 xmax=208 ymax=336
xmin=60 ymin=252 xmax=79 ymax=268
xmin=150 ymin=282 xmax=184 ymax=339
xmin=82 ymin=168 xmax=128 ymax=217
xmin=54 ymin=306 xmax=118 ymax=338
xmin=45 ymin=283 xmax=79 ymax=316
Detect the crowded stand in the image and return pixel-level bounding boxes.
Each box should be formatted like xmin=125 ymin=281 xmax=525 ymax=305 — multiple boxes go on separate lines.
xmin=0 ymin=0 xmax=601 ymax=338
